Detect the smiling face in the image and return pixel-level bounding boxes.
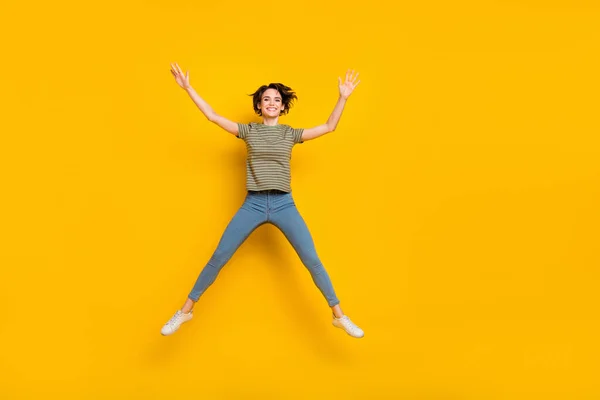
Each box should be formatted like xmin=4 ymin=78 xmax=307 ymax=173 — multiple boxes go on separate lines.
xmin=258 ymin=88 xmax=284 ymax=118
xmin=250 ymin=83 xmax=297 ymax=118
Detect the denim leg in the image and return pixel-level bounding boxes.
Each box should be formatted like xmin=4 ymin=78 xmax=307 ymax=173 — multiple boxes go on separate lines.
xmin=188 ymin=194 xmax=267 ymax=301
xmin=269 ymin=194 xmax=340 ymax=307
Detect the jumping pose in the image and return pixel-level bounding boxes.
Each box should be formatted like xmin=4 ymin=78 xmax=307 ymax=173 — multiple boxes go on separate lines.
xmin=161 ymin=63 xmax=364 ymax=338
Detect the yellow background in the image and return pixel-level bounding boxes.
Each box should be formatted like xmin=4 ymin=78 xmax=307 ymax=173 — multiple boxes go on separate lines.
xmin=1 ymin=0 xmax=599 ymax=398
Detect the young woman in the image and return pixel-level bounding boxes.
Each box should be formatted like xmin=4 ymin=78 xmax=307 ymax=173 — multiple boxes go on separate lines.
xmin=161 ymin=63 xmax=364 ymax=338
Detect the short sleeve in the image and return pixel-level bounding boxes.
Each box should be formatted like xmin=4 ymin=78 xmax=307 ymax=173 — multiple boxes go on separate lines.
xmin=237 ymin=123 xmax=251 ymax=140
xmin=291 ymin=127 xmax=304 ymax=144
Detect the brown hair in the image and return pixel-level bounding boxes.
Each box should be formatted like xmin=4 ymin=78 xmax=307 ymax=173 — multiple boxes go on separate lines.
xmin=249 ymin=83 xmax=298 ymax=116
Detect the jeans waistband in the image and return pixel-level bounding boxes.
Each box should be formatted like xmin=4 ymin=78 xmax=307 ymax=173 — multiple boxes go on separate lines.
xmin=248 ymin=189 xmax=289 ymax=195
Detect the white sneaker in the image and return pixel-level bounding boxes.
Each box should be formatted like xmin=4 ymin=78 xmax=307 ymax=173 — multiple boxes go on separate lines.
xmin=332 ymin=315 xmax=364 ymax=338
xmin=161 ymin=310 xmax=193 ymax=336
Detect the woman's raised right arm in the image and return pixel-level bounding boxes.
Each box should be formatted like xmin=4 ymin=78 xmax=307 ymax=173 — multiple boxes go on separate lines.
xmin=170 ymin=63 xmax=239 ymax=136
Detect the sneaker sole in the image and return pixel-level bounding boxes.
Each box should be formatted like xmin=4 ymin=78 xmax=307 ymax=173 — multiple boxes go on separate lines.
xmin=161 ymin=316 xmax=193 ymax=336
xmin=332 ymin=320 xmax=364 ymax=338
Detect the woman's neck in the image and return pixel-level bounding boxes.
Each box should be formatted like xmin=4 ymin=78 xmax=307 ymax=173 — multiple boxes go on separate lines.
xmin=261 ymin=116 xmax=279 ymax=126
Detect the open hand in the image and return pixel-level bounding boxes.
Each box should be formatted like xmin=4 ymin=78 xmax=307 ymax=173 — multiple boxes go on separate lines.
xmin=170 ymin=63 xmax=191 ymax=90
xmin=338 ymin=69 xmax=360 ymax=99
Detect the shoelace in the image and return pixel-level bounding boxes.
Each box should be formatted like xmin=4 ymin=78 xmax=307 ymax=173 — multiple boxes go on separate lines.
xmin=167 ymin=312 xmax=182 ymax=327
xmin=341 ymin=317 xmax=361 ymax=334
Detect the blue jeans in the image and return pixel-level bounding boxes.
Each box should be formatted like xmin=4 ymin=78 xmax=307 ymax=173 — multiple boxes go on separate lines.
xmin=188 ymin=190 xmax=340 ymax=307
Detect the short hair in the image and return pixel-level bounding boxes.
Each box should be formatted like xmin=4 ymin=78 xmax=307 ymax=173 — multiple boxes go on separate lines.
xmin=249 ymin=83 xmax=298 ymax=116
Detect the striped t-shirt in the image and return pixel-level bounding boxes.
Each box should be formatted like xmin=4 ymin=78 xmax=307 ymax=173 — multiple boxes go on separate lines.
xmin=237 ymin=122 xmax=304 ymax=193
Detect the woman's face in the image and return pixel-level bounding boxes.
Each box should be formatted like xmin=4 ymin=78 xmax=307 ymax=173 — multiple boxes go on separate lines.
xmin=259 ymin=88 xmax=284 ymax=117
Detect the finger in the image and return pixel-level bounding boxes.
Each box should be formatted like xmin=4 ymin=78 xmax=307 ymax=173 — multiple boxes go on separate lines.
xmin=171 ymin=63 xmax=180 ymax=75
xmin=355 ymin=79 xmax=361 ymax=87
xmin=176 ymin=63 xmax=184 ymax=75
xmin=346 ymin=69 xmax=351 ymax=83
xmin=352 ymin=72 xmax=360 ymax=83
xmin=338 ymin=76 xmax=342 ymax=85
